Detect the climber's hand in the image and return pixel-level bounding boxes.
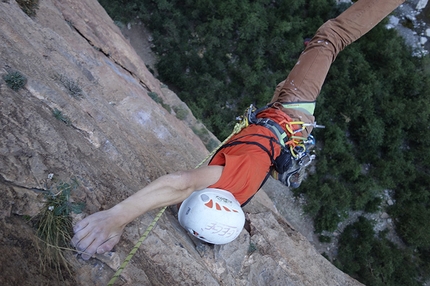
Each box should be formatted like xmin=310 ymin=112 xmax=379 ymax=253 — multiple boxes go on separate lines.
xmin=71 ymin=207 xmax=125 ymax=260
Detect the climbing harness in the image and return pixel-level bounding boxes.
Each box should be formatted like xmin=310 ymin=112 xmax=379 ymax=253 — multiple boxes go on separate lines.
xmin=107 ymin=103 xmax=323 ymax=284
xmin=241 ymin=103 xmax=323 ymax=183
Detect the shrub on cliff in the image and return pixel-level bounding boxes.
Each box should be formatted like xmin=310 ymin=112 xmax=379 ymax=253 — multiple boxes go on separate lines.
xmin=3 ymin=70 xmax=27 ymax=91
xmin=16 ymin=0 xmax=39 ymax=17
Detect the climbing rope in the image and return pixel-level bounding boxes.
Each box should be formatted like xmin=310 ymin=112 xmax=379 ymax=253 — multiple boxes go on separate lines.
xmin=107 ymin=120 xmax=247 ymax=285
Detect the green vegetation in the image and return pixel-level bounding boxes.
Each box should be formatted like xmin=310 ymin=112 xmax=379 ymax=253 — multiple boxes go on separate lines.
xmin=335 ymin=217 xmax=424 ymax=285
xmin=56 ymin=74 xmax=83 ymax=98
xmin=173 ymin=105 xmax=189 ymax=120
xmin=98 ymin=0 xmax=430 ymax=284
xmin=191 ymin=124 xmax=219 ymax=151
xmin=35 ymin=178 xmax=85 ymax=279
xmin=52 ymin=108 xmax=71 ymax=126
xmin=248 ymin=241 xmax=257 ymax=254
xmin=318 ymin=235 xmax=332 ymax=243
xmin=16 ymin=0 xmax=39 ymax=17
xmin=2 ymin=70 xmax=27 ymax=91
xmin=148 ymin=91 xmax=162 ymax=103
xmin=148 ymin=91 xmax=172 ymax=112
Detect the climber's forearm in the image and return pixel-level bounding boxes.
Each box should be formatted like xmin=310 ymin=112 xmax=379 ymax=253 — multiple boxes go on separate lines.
xmin=110 ymin=172 xmax=195 ymax=225
xmin=110 ymin=165 xmax=225 ymax=226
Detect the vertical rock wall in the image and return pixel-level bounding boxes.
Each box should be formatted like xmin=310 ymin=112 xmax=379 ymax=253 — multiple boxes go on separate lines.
xmin=0 ymin=0 xmax=362 ymax=285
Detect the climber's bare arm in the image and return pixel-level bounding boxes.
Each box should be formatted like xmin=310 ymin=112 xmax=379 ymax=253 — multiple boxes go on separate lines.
xmin=71 ymin=165 xmax=224 ymax=260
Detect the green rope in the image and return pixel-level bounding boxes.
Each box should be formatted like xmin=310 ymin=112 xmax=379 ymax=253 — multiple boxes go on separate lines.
xmin=107 ymin=206 xmax=166 ymax=286
xmin=107 ymin=121 xmax=247 ymax=285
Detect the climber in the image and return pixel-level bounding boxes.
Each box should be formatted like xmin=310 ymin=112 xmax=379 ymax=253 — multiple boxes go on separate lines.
xmin=71 ymin=0 xmax=405 ymax=260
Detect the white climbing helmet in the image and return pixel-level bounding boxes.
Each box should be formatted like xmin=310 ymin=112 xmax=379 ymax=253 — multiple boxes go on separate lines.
xmin=178 ymin=188 xmax=245 ymax=244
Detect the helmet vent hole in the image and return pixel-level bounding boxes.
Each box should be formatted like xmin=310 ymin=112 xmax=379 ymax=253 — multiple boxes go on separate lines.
xmin=204 ymin=199 xmax=213 ymax=208
xmin=215 ymin=203 xmax=222 ymax=210
xmin=200 ymin=194 xmax=210 ymax=202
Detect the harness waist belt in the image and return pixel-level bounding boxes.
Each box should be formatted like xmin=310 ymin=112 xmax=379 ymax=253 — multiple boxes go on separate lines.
xmin=254 ymin=118 xmax=289 ymax=147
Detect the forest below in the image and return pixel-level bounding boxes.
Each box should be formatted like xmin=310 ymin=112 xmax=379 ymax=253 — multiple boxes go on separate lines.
xmin=98 ymin=0 xmax=430 ymax=285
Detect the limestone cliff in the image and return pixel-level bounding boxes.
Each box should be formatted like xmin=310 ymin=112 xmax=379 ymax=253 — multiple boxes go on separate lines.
xmin=0 ymin=0 xmax=362 ymax=285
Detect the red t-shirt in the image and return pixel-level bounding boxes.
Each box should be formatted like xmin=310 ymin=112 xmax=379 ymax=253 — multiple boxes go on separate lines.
xmin=208 ymin=107 xmax=292 ymax=205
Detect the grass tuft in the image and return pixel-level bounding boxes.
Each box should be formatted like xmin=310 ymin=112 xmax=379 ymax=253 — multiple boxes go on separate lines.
xmin=148 ymin=91 xmax=171 ymax=112
xmin=56 ymin=74 xmax=83 ymax=98
xmin=35 ymin=178 xmax=85 ymax=279
xmin=2 ymin=70 xmax=27 ymax=91
xmin=173 ymin=106 xmax=189 ymax=120
xmin=148 ymin=91 xmax=162 ymax=103
xmin=52 ymin=108 xmax=71 ymax=126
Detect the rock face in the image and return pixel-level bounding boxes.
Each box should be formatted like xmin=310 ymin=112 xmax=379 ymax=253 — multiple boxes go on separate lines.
xmin=0 ymin=0 xmax=362 ymax=285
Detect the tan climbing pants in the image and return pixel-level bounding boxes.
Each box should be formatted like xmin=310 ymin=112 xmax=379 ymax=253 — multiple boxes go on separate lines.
xmin=270 ymin=0 xmax=405 ymax=135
